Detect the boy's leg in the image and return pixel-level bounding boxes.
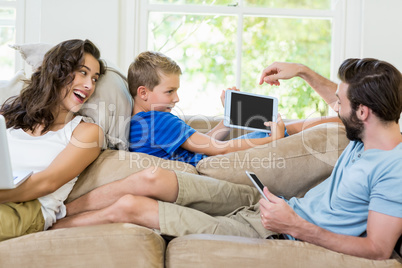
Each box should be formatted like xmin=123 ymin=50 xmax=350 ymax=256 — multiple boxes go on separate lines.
xmin=0 ymin=200 xmax=45 ymax=241
xmin=174 ymin=171 xmax=261 ymax=216
xmin=66 ymin=167 xmax=179 ymax=216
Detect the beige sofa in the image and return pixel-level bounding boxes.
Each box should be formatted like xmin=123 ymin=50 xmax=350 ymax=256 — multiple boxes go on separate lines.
xmin=1 ymin=43 xmax=401 ymax=267
xmin=0 ymin=118 xmax=401 ymax=268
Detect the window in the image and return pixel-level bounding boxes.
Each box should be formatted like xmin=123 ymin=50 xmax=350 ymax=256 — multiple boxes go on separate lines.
xmin=0 ymin=0 xmax=17 ymax=80
xmin=139 ymin=0 xmax=344 ymax=118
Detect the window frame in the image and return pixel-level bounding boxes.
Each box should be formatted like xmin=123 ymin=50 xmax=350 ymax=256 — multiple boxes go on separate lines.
xmin=0 ymin=0 xmax=25 ymax=75
xmin=134 ymin=0 xmax=347 ymax=86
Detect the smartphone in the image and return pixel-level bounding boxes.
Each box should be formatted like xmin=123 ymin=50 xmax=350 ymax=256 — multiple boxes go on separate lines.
xmin=245 ymin=171 xmax=269 ymax=202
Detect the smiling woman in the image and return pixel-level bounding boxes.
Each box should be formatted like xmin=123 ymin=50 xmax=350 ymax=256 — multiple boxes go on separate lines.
xmin=61 ymin=54 xmax=101 ymax=116
xmin=0 ymin=39 xmax=106 ymax=241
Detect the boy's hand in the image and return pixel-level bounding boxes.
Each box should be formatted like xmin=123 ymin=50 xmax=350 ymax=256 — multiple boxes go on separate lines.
xmin=221 ymin=86 xmax=240 ymax=107
xmin=264 ymin=113 xmax=285 ymax=140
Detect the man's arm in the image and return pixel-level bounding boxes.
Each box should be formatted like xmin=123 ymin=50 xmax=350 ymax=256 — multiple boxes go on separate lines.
xmin=259 ymin=187 xmax=402 ymax=260
xmin=259 ymin=62 xmax=339 ymax=111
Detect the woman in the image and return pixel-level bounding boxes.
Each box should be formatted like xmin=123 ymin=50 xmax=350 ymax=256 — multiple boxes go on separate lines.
xmin=0 ymin=39 xmax=105 ymax=241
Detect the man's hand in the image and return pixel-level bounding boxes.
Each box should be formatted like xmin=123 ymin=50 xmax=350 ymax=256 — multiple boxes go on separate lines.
xmin=259 ymin=187 xmax=402 ymax=260
xmin=259 ymin=62 xmax=304 ymax=86
xmin=259 ymin=186 xmax=300 ymax=235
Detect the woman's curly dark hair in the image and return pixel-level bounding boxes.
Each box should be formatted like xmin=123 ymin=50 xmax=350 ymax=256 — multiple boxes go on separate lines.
xmin=0 ymin=39 xmax=106 ymax=133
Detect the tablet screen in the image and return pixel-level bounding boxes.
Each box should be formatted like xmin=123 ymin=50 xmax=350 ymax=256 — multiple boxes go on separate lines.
xmin=228 ymin=91 xmax=276 ymax=131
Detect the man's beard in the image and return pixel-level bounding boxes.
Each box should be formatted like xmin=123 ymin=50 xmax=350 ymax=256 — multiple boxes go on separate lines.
xmin=339 ymin=110 xmax=364 ymax=141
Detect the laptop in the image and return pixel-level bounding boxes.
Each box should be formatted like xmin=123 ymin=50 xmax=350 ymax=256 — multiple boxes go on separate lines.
xmin=0 ymin=114 xmax=32 ymax=189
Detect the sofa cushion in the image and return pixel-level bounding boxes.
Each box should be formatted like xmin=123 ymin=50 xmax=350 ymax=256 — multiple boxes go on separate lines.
xmin=196 ymin=122 xmax=349 ymax=199
xmin=9 ymin=43 xmax=133 ymax=150
xmin=67 ymin=149 xmax=197 ymax=203
xmin=10 ymin=43 xmax=54 ymax=69
xmin=0 ymin=69 xmax=26 ymax=105
xmin=0 ymin=223 xmax=165 ymax=268
xmin=166 ymin=234 xmax=402 ymax=268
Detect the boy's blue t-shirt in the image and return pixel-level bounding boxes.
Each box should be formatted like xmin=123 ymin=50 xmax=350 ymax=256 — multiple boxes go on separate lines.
xmin=129 ymin=111 xmax=207 ymax=166
xmin=288 ymin=141 xmax=402 ymax=237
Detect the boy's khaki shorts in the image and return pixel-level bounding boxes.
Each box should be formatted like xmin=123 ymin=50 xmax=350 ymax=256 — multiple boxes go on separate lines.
xmin=0 ymin=199 xmax=45 ymax=242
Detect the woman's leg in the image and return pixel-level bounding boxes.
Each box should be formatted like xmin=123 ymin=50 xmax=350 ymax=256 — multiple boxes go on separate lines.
xmin=0 ymin=200 xmax=44 ymax=241
xmin=53 ymin=194 xmax=160 ymax=229
xmin=55 ymin=193 xmax=262 ymax=239
xmin=66 ymin=167 xmax=178 ymax=216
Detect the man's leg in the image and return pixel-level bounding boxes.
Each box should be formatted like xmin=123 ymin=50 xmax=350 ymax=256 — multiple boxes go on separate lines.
xmin=66 ymin=167 xmax=178 ymax=216
xmin=158 ymin=200 xmax=262 ymax=238
xmin=174 ymin=171 xmax=261 ymax=216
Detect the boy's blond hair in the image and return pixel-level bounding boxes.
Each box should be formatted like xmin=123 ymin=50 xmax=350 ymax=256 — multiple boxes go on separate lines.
xmin=127 ymin=51 xmax=182 ymax=97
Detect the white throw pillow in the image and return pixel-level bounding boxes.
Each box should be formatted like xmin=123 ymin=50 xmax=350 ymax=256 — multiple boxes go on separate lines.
xmin=0 ymin=69 xmax=26 ymax=105
xmin=10 ymin=43 xmax=133 ymax=150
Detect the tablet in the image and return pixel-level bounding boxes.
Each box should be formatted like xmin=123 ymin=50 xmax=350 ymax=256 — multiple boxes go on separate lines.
xmin=245 ymin=171 xmax=269 ymax=202
xmin=224 ymin=90 xmax=278 ymax=133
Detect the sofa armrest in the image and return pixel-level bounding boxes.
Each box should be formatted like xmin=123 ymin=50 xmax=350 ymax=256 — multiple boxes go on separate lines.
xmin=0 ymin=223 xmax=165 ymax=267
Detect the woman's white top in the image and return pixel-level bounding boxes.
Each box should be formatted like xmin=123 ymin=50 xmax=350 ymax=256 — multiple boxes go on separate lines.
xmin=7 ymin=116 xmax=83 ymax=230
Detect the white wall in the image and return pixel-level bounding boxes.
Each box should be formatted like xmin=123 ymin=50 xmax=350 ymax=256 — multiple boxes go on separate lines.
xmin=361 ymin=0 xmax=402 ymax=71
xmin=24 ymin=0 xmax=122 ymax=69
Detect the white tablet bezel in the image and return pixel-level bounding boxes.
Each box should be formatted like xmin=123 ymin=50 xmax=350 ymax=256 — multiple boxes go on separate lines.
xmin=223 ymin=90 xmax=278 ymax=133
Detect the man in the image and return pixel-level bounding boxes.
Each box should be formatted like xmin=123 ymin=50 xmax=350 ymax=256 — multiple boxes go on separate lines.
xmin=53 ymin=58 xmax=402 ymax=260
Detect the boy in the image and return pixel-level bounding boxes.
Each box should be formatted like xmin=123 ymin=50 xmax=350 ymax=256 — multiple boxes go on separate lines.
xmin=127 ymin=51 xmax=286 ymax=166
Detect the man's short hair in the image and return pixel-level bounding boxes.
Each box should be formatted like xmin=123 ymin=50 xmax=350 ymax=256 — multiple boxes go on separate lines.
xmin=127 ymin=51 xmax=182 ymax=97
xmin=338 ymin=58 xmax=402 ymax=123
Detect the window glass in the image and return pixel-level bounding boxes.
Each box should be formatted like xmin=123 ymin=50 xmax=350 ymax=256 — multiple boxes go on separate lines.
xmin=150 ymin=0 xmax=234 ymax=5
xmin=0 ymin=7 xmax=16 ymax=80
xmin=244 ymin=0 xmax=332 ymax=9
xmin=241 ymin=16 xmax=332 ymax=118
xmin=145 ymin=1 xmax=335 ymax=118
xmin=150 ymin=0 xmax=331 ymax=9
xmin=149 ymin=13 xmax=237 ymax=115
xmin=0 ymin=7 xmax=15 ymax=19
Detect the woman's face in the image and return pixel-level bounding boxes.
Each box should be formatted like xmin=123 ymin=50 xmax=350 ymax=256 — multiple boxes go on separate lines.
xmin=60 ymin=53 xmax=101 ymax=114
